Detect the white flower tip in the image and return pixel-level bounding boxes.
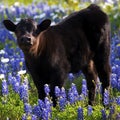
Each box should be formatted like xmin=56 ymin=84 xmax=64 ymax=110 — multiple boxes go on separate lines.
xmin=18 ymin=70 xmax=26 ymax=75
xmin=1 ymin=58 xmax=9 ymax=63
xmin=0 ymin=74 xmax=5 ymax=79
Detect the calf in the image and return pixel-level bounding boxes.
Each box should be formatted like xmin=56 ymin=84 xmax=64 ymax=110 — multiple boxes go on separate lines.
xmin=3 ymin=4 xmax=111 ymax=106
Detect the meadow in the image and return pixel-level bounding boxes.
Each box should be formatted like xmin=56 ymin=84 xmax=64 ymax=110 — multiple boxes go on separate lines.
xmin=0 ymin=0 xmax=120 ymax=119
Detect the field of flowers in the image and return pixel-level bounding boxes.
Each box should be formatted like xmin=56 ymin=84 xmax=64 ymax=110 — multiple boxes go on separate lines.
xmin=0 ymin=0 xmax=120 ymax=120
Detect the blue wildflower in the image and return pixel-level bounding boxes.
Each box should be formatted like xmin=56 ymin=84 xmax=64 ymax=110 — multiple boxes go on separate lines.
xmin=96 ymin=80 xmax=102 ymax=94
xmin=101 ymin=109 xmax=107 ymax=120
xmin=117 ymin=78 xmax=120 ymax=91
xmin=110 ymin=73 xmax=117 ymax=88
xmin=103 ymin=89 xmax=109 ymax=106
xmin=42 ymin=108 xmax=49 ymax=120
xmin=0 ymin=29 xmax=7 ymax=43
xmin=7 ymin=73 xmax=13 ymax=85
xmin=116 ymin=113 xmax=120 ymax=120
xmin=68 ymin=83 xmax=79 ymax=104
xmin=44 ymin=84 xmax=50 ymax=96
xmin=60 ymin=87 xmax=66 ymax=99
xmin=32 ymin=105 xmax=41 ymax=118
xmin=55 ymin=86 xmax=61 ymax=98
xmin=38 ymin=99 xmax=45 ymax=109
xmin=58 ymin=96 xmax=66 ymax=111
xmin=78 ymin=94 xmax=84 ymax=101
xmin=77 ymin=107 xmax=84 ymax=120
xmin=68 ymin=73 xmax=75 ymax=81
xmin=24 ymin=103 xmax=32 ymax=115
xmin=31 ymin=115 xmax=37 ymax=120
xmin=38 ymin=97 xmax=52 ymax=120
xmin=44 ymin=97 xmax=52 ymax=113
xmin=15 ymin=6 xmax=20 ymax=18
xmin=2 ymin=79 xmax=8 ymax=96
xmin=116 ymin=96 xmax=120 ymax=105
xmin=68 ymin=88 xmax=75 ymax=104
xmin=19 ymin=82 xmax=29 ymax=103
xmin=81 ymin=79 xmax=87 ymax=97
xmin=109 ymin=106 xmax=115 ymax=119
xmin=12 ymin=77 xmax=20 ymax=93
xmin=22 ymin=114 xmax=27 ymax=120
xmin=116 ymin=65 xmax=120 ymax=76
xmin=88 ymin=105 xmax=92 ymax=116
xmin=71 ymin=83 xmax=79 ymax=101
xmin=5 ymin=8 xmax=11 ymax=19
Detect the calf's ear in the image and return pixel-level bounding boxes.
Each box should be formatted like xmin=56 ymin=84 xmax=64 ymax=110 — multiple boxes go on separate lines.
xmin=3 ymin=20 xmax=16 ymax=32
xmin=37 ymin=19 xmax=51 ymax=32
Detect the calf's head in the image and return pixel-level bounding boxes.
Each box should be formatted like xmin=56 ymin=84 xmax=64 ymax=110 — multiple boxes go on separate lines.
xmin=3 ymin=18 xmax=51 ymax=52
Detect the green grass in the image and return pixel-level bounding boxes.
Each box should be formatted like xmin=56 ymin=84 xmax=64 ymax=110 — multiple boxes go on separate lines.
xmin=0 ymin=0 xmax=34 ymax=5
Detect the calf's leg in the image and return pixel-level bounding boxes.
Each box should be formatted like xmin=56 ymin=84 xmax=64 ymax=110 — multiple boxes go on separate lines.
xmin=94 ymin=43 xmax=111 ymax=104
xmin=82 ymin=60 xmax=98 ymax=105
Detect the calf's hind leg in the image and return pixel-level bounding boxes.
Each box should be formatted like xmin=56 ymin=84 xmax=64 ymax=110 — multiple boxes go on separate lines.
xmin=94 ymin=43 xmax=111 ymax=104
xmin=82 ymin=60 xmax=98 ymax=105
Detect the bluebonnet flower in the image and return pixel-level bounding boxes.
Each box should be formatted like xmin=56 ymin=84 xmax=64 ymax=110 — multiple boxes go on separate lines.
xmin=19 ymin=82 xmax=29 ymax=103
xmin=5 ymin=8 xmax=11 ymax=19
xmin=116 ymin=44 xmax=120 ymax=57
xmin=55 ymin=86 xmax=61 ymax=98
xmin=35 ymin=98 xmax=52 ymax=120
xmin=68 ymin=88 xmax=75 ymax=104
xmin=71 ymin=83 xmax=79 ymax=100
xmin=117 ymin=78 xmax=120 ymax=91
xmin=12 ymin=77 xmax=20 ymax=93
xmin=116 ymin=113 xmax=120 ymax=120
xmin=109 ymin=105 xmax=115 ymax=119
xmin=111 ymin=66 xmax=116 ymax=73
xmin=44 ymin=84 xmax=50 ymax=96
xmin=22 ymin=114 xmax=27 ymax=120
xmin=101 ymin=109 xmax=107 ymax=120
xmin=78 ymin=94 xmax=84 ymax=101
xmin=38 ymin=99 xmax=45 ymax=109
xmin=7 ymin=31 xmax=16 ymax=42
xmin=110 ymin=73 xmax=117 ymax=88
xmin=88 ymin=105 xmax=92 ymax=116
xmin=7 ymin=73 xmax=12 ymax=85
xmin=103 ymin=89 xmax=109 ymax=106
xmin=1 ymin=57 xmax=9 ymax=74
xmin=33 ymin=105 xmax=42 ymax=118
xmin=15 ymin=6 xmax=20 ymax=18
xmin=42 ymin=108 xmax=49 ymax=120
xmin=60 ymin=87 xmax=66 ymax=99
xmin=58 ymin=96 xmax=66 ymax=111
xmin=116 ymin=96 xmax=120 ymax=105
xmin=68 ymin=73 xmax=75 ymax=81
xmin=116 ymin=66 xmax=120 ymax=77
xmin=31 ymin=115 xmax=37 ymax=120
xmin=44 ymin=97 xmax=52 ymax=113
xmin=43 ymin=101 xmax=51 ymax=119
xmin=0 ymin=29 xmax=7 ymax=43
xmin=16 ymin=74 xmax=21 ymax=82
xmin=68 ymin=83 xmax=79 ymax=104
xmin=96 ymin=79 xmax=102 ymax=94
xmin=77 ymin=107 xmax=84 ymax=120
xmin=114 ymin=59 xmax=120 ymax=66
xmin=2 ymin=79 xmax=8 ymax=96
xmin=81 ymin=79 xmax=87 ymax=97
xmin=24 ymin=103 xmax=32 ymax=115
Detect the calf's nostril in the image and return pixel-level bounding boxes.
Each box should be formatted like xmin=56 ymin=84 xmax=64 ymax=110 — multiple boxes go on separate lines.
xmin=27 ymin=37 xmax=31 ymax=42
xmin=20 ymin=37 xmax=31 ymax=45
xmin=21 ymin=37 xmax=25 ymax=43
